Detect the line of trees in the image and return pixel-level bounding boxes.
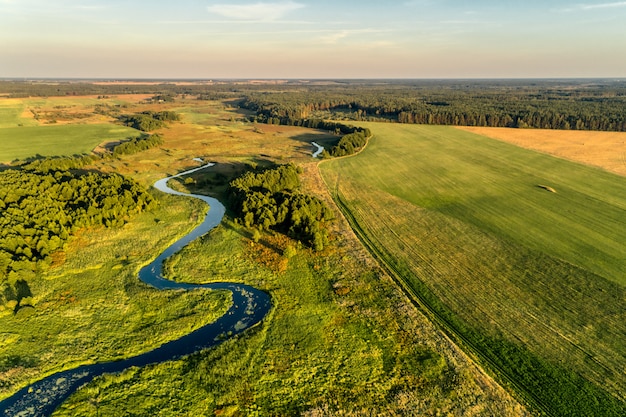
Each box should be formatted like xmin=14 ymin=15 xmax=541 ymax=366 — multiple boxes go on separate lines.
xmin=328 ymin=129 xmax=370 ymax=157
xmin=4 ymin=79 xmax=626 ymax=131
xmin=0 ymin=162 xmax=156 ymax=313
xmin=229 ymin=164 xmax=334 ymax=250
xmin=238 ymin=81 xmax=626 ymax=132
xmin=247 ymin=114 xmax=372 ymax=158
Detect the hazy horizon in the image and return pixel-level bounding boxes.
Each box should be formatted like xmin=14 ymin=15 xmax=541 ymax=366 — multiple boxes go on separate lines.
xmin=2 ymin=0 xmax=626 ymax=79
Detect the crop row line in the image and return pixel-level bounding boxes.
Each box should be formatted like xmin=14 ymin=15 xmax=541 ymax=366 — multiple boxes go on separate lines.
xmin=329 ymin=183 xmax=554 ymax=417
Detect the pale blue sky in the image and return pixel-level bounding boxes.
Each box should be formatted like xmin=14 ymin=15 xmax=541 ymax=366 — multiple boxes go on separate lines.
xmin=1 ymin=0 xmax=625 ymax=78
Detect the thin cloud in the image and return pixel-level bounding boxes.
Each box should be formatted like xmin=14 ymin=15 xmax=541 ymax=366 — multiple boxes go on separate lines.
xmin=580 ymin=1 xmax=626 ymax=9
xmin=207 ymin=1 xmax=305 ymax=22
xmin=560 ymin=1 xmax=626 ymax=11
xmin=318 ymin=29 xmax=390 ymax=45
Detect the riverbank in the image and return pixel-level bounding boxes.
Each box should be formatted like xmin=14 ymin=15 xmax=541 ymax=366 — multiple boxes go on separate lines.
xmin=1 ymin=163 xmax=271 ymax=417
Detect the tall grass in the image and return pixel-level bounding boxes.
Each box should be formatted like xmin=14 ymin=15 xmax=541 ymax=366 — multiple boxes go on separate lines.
xmin=53 ymin=217 xmax=526 ymax=416
xmin=0 ymin=194 xmax=231 ymax=401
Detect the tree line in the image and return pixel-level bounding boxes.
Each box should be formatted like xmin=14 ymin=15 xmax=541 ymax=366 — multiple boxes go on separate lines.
xmin=248 ymin=115 xmax=371 ymax=158
xmin=112 ymin=134 xmax=164 ymax=157
xmin=238 ymin=80 xmax=626 ymax=132
xmin=229 ymin=164 xmax=334 ymax=251
xmin=5 ymin=79 xmax=626 ymax=131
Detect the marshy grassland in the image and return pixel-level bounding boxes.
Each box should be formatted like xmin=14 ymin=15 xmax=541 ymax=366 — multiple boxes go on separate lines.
xmin=320 ymin=123 xmax=626 ymax=416
xmin=1 ymin=96 xmax=528 ymax=416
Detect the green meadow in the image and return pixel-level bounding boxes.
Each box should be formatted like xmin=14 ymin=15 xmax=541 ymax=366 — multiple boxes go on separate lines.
xmin=320 ymin=123 xmax=626 ymax=416
xmin=0 ymin=124 xmax=140 ymax=162
xmin=0 ymin=193 xmax=231 ymax=401
xmin=53 ymin=218 xmax=524 ymax=417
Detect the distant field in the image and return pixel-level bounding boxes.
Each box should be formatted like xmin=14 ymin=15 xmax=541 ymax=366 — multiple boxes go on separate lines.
xmin=0 ymin=124 xmax=141 ymax=162
xmin=458 ymin=126 xmax=626 ymax=177
xmin=320 ymin=123 xmax=626 ymax=416
xmin=0 ymin=100 xmax=36 ymax=128
xmin=0 ymin=95 xmax=163 ymax=162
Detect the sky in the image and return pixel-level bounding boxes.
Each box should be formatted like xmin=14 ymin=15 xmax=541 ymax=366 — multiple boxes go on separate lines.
xmin=1 ymin=0 xmax=625 ymax=79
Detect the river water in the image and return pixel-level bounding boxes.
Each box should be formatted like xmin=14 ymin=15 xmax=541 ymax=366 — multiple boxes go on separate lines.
xmin=0 ymin=163 xmax=271 ymax=417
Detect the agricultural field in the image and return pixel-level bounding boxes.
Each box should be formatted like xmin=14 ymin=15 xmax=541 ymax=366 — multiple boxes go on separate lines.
xmin=320 ymin=123 xmax=626 ymax=416
xmin=457 ymin=126 xmax=626 ymax=177
xmin=1 ymin=96 xmax=527 ymax=416
xmin=0 ymin=95 xmax=156 ymax=163
xmin=0 ymin=124 xmax=141 ymax=163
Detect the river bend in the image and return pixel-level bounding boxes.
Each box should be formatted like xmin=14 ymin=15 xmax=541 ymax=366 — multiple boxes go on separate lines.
xmin=0 ymin=163 xmax=271 ymax=417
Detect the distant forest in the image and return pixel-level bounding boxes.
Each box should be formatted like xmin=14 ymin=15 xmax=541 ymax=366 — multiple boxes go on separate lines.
xmin=3 ymin=78 xmax=626 ymax=131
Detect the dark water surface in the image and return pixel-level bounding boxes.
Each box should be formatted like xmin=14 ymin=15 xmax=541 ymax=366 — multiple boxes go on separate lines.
xmin=0 ymin=163 xmax=271 ymax=417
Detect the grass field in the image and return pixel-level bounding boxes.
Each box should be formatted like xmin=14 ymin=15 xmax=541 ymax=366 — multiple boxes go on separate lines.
xmin=0 ymin=95 xmax=163 ymax=163
xmin=0 ymin=124 xmax=141 ymax=162
xmin=1 ymin=98 xmax=529 ymax=415
xmin=320 ymin=123 xmax=626 ymax=416
xmin=0 ymin=193 xmax=231 ymax=401
xmin=54 ymin=217 xmax=527 ymax=417
xmin=458 ymin=126 xmax=626 ymax=177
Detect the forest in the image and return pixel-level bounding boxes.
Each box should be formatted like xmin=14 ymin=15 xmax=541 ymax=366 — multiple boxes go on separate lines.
xmin=0 ymin=161 xmax=156 ymax=313
xmin=3 ymin=79 xmax=626 ymax=131
xmin=246 ymin=117 xmax=371 ymax=157
xmin=238 ymin=81 xmax=626 ymax=131
xmin=229 ymin=164 xmax=334 ymax=250
xmin=119 ymin=111 xmax=181 ymax=132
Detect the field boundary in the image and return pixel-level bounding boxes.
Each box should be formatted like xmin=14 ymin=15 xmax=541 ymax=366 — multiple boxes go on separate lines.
xmin=328 ymin=184 xmax=553 ymax=416
xmin=315 ymin=131 xmax=549 ymax=415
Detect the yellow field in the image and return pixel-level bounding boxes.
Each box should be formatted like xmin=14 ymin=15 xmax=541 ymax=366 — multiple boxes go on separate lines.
xmin=457 ymin=126 xmax=626 ymax=176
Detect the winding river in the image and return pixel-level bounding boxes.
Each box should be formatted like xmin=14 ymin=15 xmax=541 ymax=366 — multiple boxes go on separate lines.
xmin=0 ymin=163 xmax=271 ymax=417
xmin=312 ymin=142 xmax=324 ymax=158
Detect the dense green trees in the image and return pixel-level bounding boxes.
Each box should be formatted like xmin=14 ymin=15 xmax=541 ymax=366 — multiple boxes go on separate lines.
xmin=238 ymin=80 xmax=626 ymax=132
xmin=4 ymin=79 xmax=625 ymax=132
xmin=119 ymin=111 xmax=180 ymax=132
xmin=246 ymin=114 xmax=371 ymax=158
xmin=0 ymin=164 xmax=156 ymax=311
xmin=328 ymin=129 xmax=370 ymax=157
xmin=112 ymin=134 xmax=164 ymax=157
xmin=229 ymin=164 xmax=333 ymax=250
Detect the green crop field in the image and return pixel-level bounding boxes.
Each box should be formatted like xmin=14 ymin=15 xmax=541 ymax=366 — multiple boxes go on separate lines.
xmin=0 ymin=124 xmax=141 ymax=162
xmin=0 ymin=101 xmax=34 ymax=128
xmin=320 ymin=123 xmax=626 ymax=416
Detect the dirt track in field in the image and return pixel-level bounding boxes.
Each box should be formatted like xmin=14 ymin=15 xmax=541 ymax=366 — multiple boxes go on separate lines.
xmin=457 ymin=126 xmax=626 ymax=177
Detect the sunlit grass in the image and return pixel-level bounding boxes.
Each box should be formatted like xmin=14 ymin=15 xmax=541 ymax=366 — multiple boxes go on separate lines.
xmin=1 ymin=98 xmax=529 ymax=416
xmin=55 ymin=219 xmax=526 ymax=416
xmin=0 ymin=124 xmax=141 ymax=162
xmin=320 ymin=123 xmax=626 ymax=416
xmin=0 ymin=193 xmax=231 ymax=401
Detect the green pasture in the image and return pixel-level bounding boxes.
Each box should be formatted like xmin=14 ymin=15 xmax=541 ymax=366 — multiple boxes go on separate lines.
xmin=328 ymin=123 xmax=625 ymax=285
xmin=0 ymin=124 xmax=140 ymax=162
xmin=0 ymin=102 xmax=32 ymax=128
xmin=320 ymin=123 xmax=626 ymax=416
xmin=0 ymin=193 xmax=231 ymax=401
xmin=0 ymin=103 xmax=526 ymax=416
